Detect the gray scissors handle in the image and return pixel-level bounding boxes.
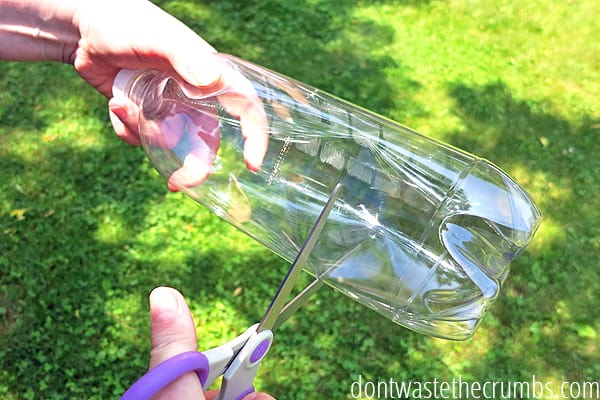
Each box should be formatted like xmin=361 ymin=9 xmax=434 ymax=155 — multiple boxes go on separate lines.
xmin=216 ymin=329 xmax=273 ymax=400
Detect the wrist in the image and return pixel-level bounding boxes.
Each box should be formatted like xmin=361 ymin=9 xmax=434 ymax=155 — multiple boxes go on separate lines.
xmin=0 ymin=0 xmax=81 ymax=63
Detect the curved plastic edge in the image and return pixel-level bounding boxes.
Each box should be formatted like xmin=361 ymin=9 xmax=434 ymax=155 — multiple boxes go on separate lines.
xmin=120 ymin=351 xmax=209 ymax=400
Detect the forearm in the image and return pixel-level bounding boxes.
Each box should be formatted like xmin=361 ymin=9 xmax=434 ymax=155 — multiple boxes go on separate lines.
xmin=0 ymin=0 xmax=80 ymax=63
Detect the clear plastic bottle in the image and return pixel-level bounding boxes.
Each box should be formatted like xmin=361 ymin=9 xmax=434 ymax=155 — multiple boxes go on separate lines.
xmin=112 ymin=54 xmax=541 ymax=340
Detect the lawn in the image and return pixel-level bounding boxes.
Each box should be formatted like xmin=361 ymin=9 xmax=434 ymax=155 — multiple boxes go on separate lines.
xmin=1 ymin=0 xmax=599 ymax=399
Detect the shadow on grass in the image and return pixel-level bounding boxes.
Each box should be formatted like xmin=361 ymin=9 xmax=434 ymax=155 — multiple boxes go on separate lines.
xmin=3 ymin=2 xmax=598 ymax=399
xmin=0 ymin=134 xmax=169 ymax=396
xmin=0 ymin=129 xmax=415 ymax=397
xmin=159 ymin=0 xmax=424 ymax=119
xmin=0 ymin=63 xmax=57 ymax=130
xmin=0 ymin=2 xmax=423 ymax=398
xmin=2 ymin=70 xmax=598 ymax=400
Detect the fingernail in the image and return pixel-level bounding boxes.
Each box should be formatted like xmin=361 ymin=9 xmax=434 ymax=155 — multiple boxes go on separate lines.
xmin=244 ymin=142 xmax=266 ymax=173
xmin=150 ymin=287 xmax=179 ymax=323
xmin=108 ymin=106 xmax=124 ymax=129
xmin=245 ymin=158 xmax=261 ymax=173
xmin=109 ymin=102 xmax=126 ymax=120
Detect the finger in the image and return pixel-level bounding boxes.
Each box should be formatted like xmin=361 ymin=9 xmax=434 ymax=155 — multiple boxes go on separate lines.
xmin=108 ymin=107 xmax=140 ymax=146
xmin=176 ymin=52 xmax=269 ymax=172
xmin=167 ymin=151 xmax=212 ymax=192
xmin=216 ymin=90 xmax=269 ymax=172
xmin=205 ymin=389 xmax=275 ymax=399
xmin=163 ymin=110 xmax=218 ymax=192
xmin=169 ymin=47 xmax=269 ymax=172
xmin=240 ymin=104 xmax=269 ymax=172
xmin=242 ymin=392 xmax=277 ymax=400
xmin=114 ymin=0 xmax=222 ymax=89
xmin=149 ymin=287 xmax=205 ymax=400
xmin=166 ymin=33 xmax=223 ymax=89
xmin=108 ymin=97 xmax=142 ymax=145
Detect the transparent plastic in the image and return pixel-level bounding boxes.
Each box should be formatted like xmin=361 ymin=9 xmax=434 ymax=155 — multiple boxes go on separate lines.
xmin=113 ymin=54 xmax=541 ymax=340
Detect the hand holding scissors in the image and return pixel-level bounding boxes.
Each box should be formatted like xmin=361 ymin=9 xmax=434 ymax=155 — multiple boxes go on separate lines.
xmin=121 ymin=185 xmax=342 ymax=400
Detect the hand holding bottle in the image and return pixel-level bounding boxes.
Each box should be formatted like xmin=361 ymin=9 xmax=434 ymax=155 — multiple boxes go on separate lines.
xmin=74 ymin=0 xmax=270 ymax=187
xmin=112 ymin=62 xmax=269 ymax=191
xmin=1 ymin=0 xmax=270 ymax=187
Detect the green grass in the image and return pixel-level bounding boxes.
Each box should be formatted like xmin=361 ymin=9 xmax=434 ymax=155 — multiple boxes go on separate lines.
xmin=1 ymin=0 xmax=599 ymax=399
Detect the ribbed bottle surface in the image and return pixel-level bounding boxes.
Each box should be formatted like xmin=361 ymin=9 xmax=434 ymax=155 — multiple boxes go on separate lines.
xmin=117 ymin=54 xmax=541 ymax=340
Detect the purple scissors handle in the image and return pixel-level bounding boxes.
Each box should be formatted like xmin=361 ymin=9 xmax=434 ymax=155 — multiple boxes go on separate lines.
xmin=119 ymin=324 xmax=268 ymax=400
xmin=120 ymin=351 xmax=209 ymax=400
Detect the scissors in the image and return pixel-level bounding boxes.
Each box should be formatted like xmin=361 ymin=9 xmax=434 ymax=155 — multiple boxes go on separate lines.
xmin=120 ymin=184 xmax=342 ymax=400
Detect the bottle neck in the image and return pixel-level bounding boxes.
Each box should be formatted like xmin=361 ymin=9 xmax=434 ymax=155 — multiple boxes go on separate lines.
xmin=126 ymin=70 xmax=158 ymax=105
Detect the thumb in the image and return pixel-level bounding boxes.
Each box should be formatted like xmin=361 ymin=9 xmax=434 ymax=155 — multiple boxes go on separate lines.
xmin=164 ymin=29 xmax=223 ymax=89
xmin=108 ymin=96 xmax=142 ymax=146
xmin=149 ymin=287 xmax=205 ymax=400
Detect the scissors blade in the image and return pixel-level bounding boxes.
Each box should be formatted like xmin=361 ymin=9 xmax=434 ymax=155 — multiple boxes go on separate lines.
xmin=270 ymin=278 xmax=324 ymax=331
xmin=257 ymin=183 xmax=342 ymax=332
